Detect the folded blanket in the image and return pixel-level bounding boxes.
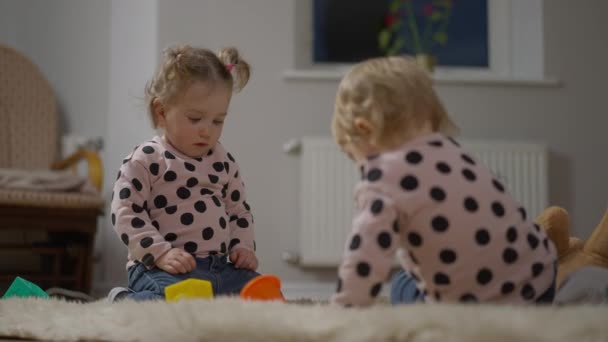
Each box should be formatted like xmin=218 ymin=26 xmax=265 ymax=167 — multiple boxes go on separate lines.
xmin=0 ymin=168 xmax=97 ymax=194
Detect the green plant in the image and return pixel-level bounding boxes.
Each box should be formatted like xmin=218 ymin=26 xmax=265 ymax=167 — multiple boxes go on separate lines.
xmin=379 ymin=0 xmax=454 ymax=56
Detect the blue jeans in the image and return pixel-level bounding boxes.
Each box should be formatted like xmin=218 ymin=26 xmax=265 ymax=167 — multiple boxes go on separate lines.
xmin=125 ymin=254 xmax=260 ymax=301
xmin=390 ymin=268 xmax=556 ymax=304
xmin=390 ymin=270 xmax=425 ymax=304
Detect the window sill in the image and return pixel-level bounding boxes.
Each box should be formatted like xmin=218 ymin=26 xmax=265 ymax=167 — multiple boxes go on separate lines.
xmin=282 ymin=68 xmax=561 ymax=87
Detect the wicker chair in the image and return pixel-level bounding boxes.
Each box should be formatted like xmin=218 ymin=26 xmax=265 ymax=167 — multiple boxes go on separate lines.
xmin=0 ymin=44 xmax=104 ymax=295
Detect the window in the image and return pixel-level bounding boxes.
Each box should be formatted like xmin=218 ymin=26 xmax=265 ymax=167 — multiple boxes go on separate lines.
xmin=288 ymin=0 xmax=556 ymax=85
xmin=313 ymin=0 xmax=489 ymax=68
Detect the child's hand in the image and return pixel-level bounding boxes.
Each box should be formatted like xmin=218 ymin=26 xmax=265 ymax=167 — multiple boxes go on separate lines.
xmin=156 ymin=248 xmax=196 ymax=274
xmin=229 ymin=249 xmax=258 ymax=271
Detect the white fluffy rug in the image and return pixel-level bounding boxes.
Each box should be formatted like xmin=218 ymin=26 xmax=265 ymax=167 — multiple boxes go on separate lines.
xmin=0 ymin=297 xmax=607 ymax=341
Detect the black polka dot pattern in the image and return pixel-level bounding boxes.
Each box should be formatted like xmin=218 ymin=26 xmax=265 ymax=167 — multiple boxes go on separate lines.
xmin=370 ymin=283 xmax=382 ymax=297
xmin=154 ymin=195 xmax=167 ymax=208
xmin=477 ymin=268 xmax=493 ymax=285
xmin=434 ymin=272 xmax=451 ymax=285
xmin=492 ymin=201 xmax=505 ymax=217
xmin=502 ymin=248 xmax=518 ymax=264
xmin=229 ymin=238 xmax=240 ymax=250
xmin=400 ymin=175 xmax=418 ymax=191
xmin=350 ymin=234 xmax=361 ymax=250
xmin=237 ymin=218 xmax=249 ymax=228
xmin=461 ymin=154 xmax=475 ymax=165
xmin=430 ymin=187 xmax=446 ymax=202
xmin=194 ymin=201 xmax=206 ymax=213
xmin=506 ymin=227 xmax=518 ymax=243
xmin=370 ymin=199 xmax=384 ymax=215
xmin=120 ymin=233 xmax=129 ymax=245
xmin=501 ymin=282 xmax=515 ymax=294
xmin=462 ymin=169 xmax=476 ymax=182
xmin=532 ymin=262 xmax=544 ymax=277
xmin=436 ymin=162 xmax=451 ymax=174
xmin=184 ymin=241 xmax=198 ymax=253
xmin=164 ymin=171 xmax=177 ymax=182
xmin=367 ymin=168 xmax=382 ymax=182
xmin=493 ymin=179 xmax=504 ymax=192
xmin=132 ymin=179 xmax=143 ymax=191
xmin=131 ymin=217 xmax=145 ymax=228
xmin=180 ymin=213 xmax=194 ymax=225
xmin=460 ymin=293 xmax=477 ymax=303
xmin=475 ymin=228 xmax=490 ymax=245
xmin=140 ymin=237 xmax=154 ymax=248
xmin=202 ymin=227 xmax=214 ymax=240
xmin=209 ymin=174 xmax=219 ymax=183
xmin=119 ymin=188 xmax=131 ymax=199
xmin=142 ymin=254 xmax=155 ymax=267
xmin=527 ymin=233 xmax=540 ymax=249
xmin=149 ymin=163 xmax=159 ymax=176
xmin=356 ymin=262 xmax=371 ymax=277
xmin=377 ymin=232 xmax=391 ymax=249
xmin=184 ymin=162 xmax=195 ymax=172
xmin=405 ymin=151 xmax=423 ymax=164
xmin=431 ymin=216 xmax=449 ymax=232
xmin=231 ymin=190 xmax=241 ymax=202
xmin=464 ymin=197 xmax=479 ymax=212
xmin=165 ymin=233 xmax=177 ymax=242
xmin=408 ymin=232 xmax=423 ymax=247
xmin=177 ymin=187 xmax=191 ymax=199
xmin=439 ymin=249 xmax=457 ymax=264
xmin=521 ymin=284 xmax=536 ymax=300
xmin=213 ymin=162 xmax=224 ymax=172
xmin=187 ymin=177 xmax=198 ymax=187
xmin=132 ymin=204 xmax=144 ymax=213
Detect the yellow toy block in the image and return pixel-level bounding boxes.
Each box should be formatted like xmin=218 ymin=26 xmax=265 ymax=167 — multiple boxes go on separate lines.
xmin=164 ymin=279 xmax=213 ymax=302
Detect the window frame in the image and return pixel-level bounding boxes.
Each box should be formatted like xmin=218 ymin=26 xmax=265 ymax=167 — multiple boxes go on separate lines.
xmin=286 ymin=0 xmax=559 ymax=86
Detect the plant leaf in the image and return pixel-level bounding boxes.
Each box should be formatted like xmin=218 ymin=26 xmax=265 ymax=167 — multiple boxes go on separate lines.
xmin=390 ymin=0 xmax=401 ymax=13
xmin=431 ymin=12 xmax=442 ymax=21
xmin=388 ymin=37 xmax=406 ymax=56
xmin=433 ymin=32 xmax=448 ymax=45
xmin=378 ymin=29 xmax=391 ymax=51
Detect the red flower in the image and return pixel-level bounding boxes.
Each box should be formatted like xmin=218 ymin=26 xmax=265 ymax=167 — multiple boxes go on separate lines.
xmin=384 ymin=14 xmax=397 ymax=27
xmin=423 ymin=4 xmax=433 ymax=16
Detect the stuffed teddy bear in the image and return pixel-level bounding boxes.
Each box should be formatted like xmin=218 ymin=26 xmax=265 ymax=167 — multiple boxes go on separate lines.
xmin=536 ymin=206 xmax=608 ymax=287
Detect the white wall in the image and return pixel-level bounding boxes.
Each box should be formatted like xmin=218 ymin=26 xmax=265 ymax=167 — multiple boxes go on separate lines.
xmin=1 ymin=0 xmax=607 ymax=293
xmin=101 ymin=0 xmax=159 ymax=288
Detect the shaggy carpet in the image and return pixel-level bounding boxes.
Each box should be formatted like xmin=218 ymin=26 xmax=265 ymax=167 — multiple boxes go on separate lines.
xmin=0 ymin=297 xmax=607 ymax=341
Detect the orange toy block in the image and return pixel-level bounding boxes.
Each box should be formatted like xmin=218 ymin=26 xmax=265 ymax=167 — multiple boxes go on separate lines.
xmin=240 ymin=275 xmax=285 ymax=301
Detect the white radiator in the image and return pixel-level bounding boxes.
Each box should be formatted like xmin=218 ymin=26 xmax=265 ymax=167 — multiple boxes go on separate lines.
xmin=295 ymin=137 xmax=548 ymax=267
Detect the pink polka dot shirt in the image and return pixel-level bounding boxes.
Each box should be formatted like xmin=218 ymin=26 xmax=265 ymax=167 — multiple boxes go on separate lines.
xmin=111 ymin=136 xmax=255 ymax=269
xmin=332 ymin=133 xmax=557 ymax=306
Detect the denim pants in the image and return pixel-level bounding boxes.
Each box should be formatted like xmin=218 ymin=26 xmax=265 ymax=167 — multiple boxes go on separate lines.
xmin=390 ymin=268 xmax=556 ymax=304
xmin=125 ymin=254 xmax=260 ymax=301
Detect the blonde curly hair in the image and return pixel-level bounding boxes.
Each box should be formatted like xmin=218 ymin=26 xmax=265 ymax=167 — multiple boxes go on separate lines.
xmin=332 ymin=56 xmax=457 ymax=149
xmin=145 ymin=44 xmax=251 ymax=128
